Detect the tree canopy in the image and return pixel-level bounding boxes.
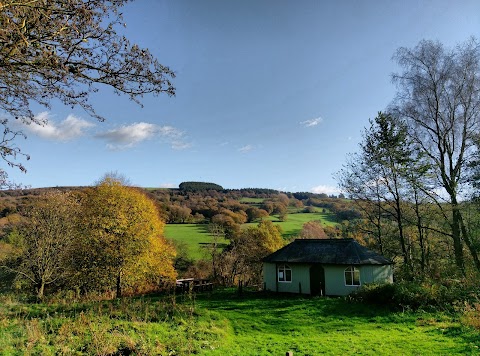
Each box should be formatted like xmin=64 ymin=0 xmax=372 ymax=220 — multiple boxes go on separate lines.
xmin=0 ymin=0 xmax=175 ymax=184
xmin=76 ymin=177 xmax=176 ymax=297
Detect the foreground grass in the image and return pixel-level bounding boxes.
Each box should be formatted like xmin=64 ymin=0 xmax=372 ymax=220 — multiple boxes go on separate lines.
xmin=197 ymin=291 xmax=480 ymax=355
xmin=1 ymin=290 xmax=479 ymax=355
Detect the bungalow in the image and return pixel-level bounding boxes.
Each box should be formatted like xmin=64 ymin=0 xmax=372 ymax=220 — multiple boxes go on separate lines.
xmin=263 ymin=238 xmax=393 ymax=296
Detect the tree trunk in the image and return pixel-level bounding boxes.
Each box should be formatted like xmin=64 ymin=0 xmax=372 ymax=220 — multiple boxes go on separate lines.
xmin=116 ymin=271 xmax=122 ymax=298
xmin=37 ymin=281 xmax=45 ymax=300
xmin=451 ymin=206 xmax=466 ymax=276
xmin=459 ymin=213 xmax=480 ymax=273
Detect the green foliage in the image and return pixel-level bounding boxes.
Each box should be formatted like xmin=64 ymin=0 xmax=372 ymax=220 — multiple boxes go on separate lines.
xmin=179 ymin=182 xmax=224 ymax=192
xmin=349 ymin=282 xmax=480 ymax=311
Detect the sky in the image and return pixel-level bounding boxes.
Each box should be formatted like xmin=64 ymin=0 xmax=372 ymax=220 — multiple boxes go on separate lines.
xmin=5 ymin=0 xmax=480 ymax=193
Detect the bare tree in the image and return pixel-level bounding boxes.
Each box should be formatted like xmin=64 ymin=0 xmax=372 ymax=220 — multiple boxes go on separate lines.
xmin=1 ymin=191 xmax=80 ymax=299
xmin=0 ymin=1 xmax=175 ymax=183
xmin=391 ymin=38 xmax=480 ymax=275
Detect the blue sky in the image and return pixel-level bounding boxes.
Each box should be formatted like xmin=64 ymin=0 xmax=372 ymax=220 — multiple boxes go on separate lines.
xmin=6 ymin=0 xmax=480 ymax=193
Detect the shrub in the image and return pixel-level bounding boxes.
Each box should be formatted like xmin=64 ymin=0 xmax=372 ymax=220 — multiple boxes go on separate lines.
xmin=349 ymin=281 xmax=480 ymax=311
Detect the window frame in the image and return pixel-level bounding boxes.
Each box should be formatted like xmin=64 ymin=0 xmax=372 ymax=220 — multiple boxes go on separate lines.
xmin=277 ymin=264 xmax=292 ymax=283
xmin=344 ymin=266 xmax=361 ymax=286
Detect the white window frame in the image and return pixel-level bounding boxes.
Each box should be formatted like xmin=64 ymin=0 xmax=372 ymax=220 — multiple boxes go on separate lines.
xmin=344 ymin=266 xmax=361 ymax=286
xmin=277 ymin=264 xmax=292 ymax=283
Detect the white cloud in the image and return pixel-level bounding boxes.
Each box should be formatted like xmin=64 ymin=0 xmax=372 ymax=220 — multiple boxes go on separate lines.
xmin=238 ymin=144 xmax=253 ymax=153
xmin=21 ymin=112 xmax=94 ymax=141
xmin=159 ymin=183 xmax=177 ymax=188
xmin=95 ymin=122 xmax=190 ymax=150
xmin=300 ymin=116 xmax=323 ymax=128
xmin=311 ymin=184 xmax=341 ymax=195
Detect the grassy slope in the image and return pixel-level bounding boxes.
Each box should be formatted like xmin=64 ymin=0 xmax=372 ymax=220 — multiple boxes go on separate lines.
xmin=165 ymin=211 xmax=337 ymax=260
xmin=164 ymin=224 xmax=214 ymax=260
xmin=1 ymin=291 xmax=478 ymax=355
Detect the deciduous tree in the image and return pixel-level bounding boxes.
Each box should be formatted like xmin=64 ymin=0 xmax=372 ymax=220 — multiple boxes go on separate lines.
xmin=0 ymin=1 xmax=175 ymax=184
xmin=75 ymin=177 xmax=176 ymax=297
xmin=1 ymin=191 xmax=80 ymax=299
xmin=391 ymin=38 xmax=480 ymax=275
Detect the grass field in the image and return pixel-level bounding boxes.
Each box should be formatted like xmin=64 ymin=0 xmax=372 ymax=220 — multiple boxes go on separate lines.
xmin=164 ymin=224 xmax=214 ymax=260
xmin=1 ymin=290 xmax=478 ymax=355
xmin=164 ymin=212 xmax=338 ymax=260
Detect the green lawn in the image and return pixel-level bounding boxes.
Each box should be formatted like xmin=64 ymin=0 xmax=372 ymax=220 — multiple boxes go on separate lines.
xmin=165 ymin=212 xmax=338 ymax=260
xmin=1 ymin=290 xmax=478 ymax=355
xmin=164 ymin=224 xmax=216 ymax=260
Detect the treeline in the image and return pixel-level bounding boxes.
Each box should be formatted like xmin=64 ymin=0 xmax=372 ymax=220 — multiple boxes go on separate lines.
xmin=179 ymin=181 xmax=223 ymax=192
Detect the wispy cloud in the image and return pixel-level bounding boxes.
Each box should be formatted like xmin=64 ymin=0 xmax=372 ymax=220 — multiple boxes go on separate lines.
xmin=300 ymin=116 xmax=323 ymax=128
xmin=311 ymin=184 xmax=341 ymax=195
xmin=95 ymin=122 xmax=190 ymax=150
xmin=238 ymin=144 xmax=253 ymax=153
xmin=20 ymin=112 xmax=94 ymax=141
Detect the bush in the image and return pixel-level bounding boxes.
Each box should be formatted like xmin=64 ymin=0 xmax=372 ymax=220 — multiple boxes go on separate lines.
xmin=349 ymin=281 xmax=480 ymax=311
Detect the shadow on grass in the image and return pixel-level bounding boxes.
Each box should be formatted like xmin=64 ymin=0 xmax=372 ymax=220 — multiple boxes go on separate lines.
xmin=195 ymin=289 xmax=395 ymax=320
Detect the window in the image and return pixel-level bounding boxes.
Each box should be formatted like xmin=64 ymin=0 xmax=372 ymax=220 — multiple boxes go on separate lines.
xmin=278 ymin=264 xmax=292 ymax=282
xmin=344 ymin=266 xmax=360 ymax=286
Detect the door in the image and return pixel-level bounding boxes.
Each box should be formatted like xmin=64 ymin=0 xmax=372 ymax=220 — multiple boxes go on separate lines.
xmin=310 ymin=264 xmax=325 ymax=296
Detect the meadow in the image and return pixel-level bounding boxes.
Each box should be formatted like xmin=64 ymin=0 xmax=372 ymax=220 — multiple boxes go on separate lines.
xmin=1 ymin=290 xmax=478 ymax=355
xmin=164 ymin=210 xmax=335 ymax=260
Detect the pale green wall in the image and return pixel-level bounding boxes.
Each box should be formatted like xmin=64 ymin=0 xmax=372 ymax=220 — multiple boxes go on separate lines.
xmin=263 ymin=263 xmax=393 ymax=296
xmin=362 ymin=265 xmax=393 ymax=284
xmin=263 ymin=263 xmax=311 ymax=294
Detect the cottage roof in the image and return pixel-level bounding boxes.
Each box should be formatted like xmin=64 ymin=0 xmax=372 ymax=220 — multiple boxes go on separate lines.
xmin=262 ymin=238 xmax=392 ymax=265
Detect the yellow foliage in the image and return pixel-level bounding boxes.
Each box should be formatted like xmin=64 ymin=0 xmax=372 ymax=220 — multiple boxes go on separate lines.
xmin=76 ymin=178 xmax=176 ymax=296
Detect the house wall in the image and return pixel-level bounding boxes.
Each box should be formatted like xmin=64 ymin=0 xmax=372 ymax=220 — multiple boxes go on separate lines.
xmin=362 ymin=265 xmax=393 ymax=284
xmin=324 ymin=265 xmax=393 ymax=296
xmin=263 ymin=263 xmax=311 ymax=294
xmin=263 ymin=263 xmax=393 ymax=296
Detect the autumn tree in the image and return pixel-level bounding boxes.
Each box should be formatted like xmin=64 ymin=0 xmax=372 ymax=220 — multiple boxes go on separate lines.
xmin=0 ymin=1 xmax=175 ymax=185
xmin=1 ymin=191 xmax=80 ymax=299
xmin=218 ymin=220 xmax=283 ymax=285
xmin=300 ymin=221 xmax=327 ymax=239
xmin=75 ymin=177 xmax=176 ymax=297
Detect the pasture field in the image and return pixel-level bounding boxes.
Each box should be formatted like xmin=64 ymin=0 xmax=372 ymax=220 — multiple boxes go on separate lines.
xmin=1 ymin=290 xmax=478 ymax=355
xmin=238 ymin=197 xmax=265 ymax=204
xmin=164 ymin=211 xmax=337 ymax=260
xmin=164 ymin=224 xmax=213 ymax=260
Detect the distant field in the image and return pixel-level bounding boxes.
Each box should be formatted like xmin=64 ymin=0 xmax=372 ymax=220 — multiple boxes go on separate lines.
xmin=165 ymin=211 xmax=337 ymax=260
xmin=239 ymin=197 xmax=265 ymax=204
xmin=269 ymin=211 xmax=337 ymax=238
xmin=164 ymin=224 xmax=215 ymax=260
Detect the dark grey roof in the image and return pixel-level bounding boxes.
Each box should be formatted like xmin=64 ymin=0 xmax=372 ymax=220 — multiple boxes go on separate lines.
xmin=263 ymin=238 xmax=392 ymax=265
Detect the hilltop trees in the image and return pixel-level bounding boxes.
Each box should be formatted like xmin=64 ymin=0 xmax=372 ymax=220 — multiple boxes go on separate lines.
xmin=0 ymin=0 xmax=175 ymax=185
